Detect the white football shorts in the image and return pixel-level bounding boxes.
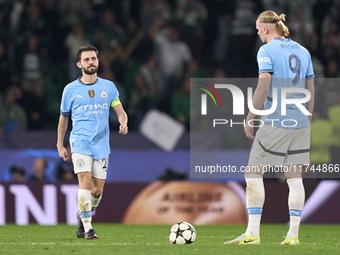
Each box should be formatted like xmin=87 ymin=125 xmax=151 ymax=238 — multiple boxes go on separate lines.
xmin=72 ymin=153 xmax=109 ymax=179
xmin=248 ymin=124 xmax=310 ymax=166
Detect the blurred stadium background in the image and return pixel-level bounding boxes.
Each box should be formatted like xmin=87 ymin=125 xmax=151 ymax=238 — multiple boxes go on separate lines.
xmin=1 ymin=0 xmax=340 ymax=226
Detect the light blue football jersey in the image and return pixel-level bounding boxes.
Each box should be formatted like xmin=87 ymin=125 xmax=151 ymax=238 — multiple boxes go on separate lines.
xmin=60 ymin=77 xmax=119 ymax=159
xmin=257 ymin=37 xmax=314 ymax=129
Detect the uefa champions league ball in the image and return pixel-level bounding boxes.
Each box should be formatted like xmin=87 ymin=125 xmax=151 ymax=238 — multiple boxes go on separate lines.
xmin=169 ymin=222 xmax=196 ymax=244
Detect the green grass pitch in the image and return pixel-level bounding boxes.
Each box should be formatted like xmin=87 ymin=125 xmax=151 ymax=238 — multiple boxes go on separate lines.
xmin=0 ymin=224 xmax=339 ymax=255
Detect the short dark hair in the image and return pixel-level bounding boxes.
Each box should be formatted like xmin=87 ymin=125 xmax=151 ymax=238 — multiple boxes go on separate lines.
xmin=11 ymin=166 xmax=25 ymax=176
xmin=76 ymin=45 xmax=99 ymax=62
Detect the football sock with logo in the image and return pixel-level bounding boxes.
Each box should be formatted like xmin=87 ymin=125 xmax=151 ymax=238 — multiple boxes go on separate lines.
xmin=287 ymin=178 xmax=304 ymax=238
xmin=91 ymin=195 xmax=102 ymax=212
xmin=245 ymin=174 xmax=265 ymax=237
xmin=78 ymin=189 xmax=92 ymax=233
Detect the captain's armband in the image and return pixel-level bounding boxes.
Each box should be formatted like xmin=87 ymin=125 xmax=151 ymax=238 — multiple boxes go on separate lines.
xmin=111 ymin=97 xmax=121 ymax=107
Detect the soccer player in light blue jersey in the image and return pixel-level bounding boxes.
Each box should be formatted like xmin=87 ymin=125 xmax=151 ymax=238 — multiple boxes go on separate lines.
xmin=224 ymin=11 xmax=315 ymax=245
xmin=57 ymin=45 xmax=128 ymax=240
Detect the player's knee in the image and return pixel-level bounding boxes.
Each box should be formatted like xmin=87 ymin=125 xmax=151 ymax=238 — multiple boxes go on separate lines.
xmin=284 ymin=165 xmax=302 ymax=179
xmin=91 ymin=188 xmax=103 ymax=198
xmin=79 ymin=180 xmax=91 ymax=190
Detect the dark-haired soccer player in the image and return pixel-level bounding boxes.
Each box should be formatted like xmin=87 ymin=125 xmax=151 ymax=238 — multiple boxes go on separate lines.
xmin=224 ymin=10 xmax=314 ymax=245
xmin=57 ymin=45 xmax=128 ymax=239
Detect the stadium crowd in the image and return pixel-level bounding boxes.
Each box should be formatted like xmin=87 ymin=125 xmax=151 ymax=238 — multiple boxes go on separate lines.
xmin=0 ymin=0 xmax=340 ymax=137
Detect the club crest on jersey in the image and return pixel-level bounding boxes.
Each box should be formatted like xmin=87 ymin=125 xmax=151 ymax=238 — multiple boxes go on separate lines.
xmin=100 ymin=91 xmax=108 ymax=98
xmin=76 ymin=159 xmax=84 ymax=168
xmin=88 ymin=90 xmax=95 ymax=98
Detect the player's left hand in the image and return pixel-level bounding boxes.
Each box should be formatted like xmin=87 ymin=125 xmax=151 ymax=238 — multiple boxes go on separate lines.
xmin=244 ymin=119 xmax=255 ymax=140
xmin=119 ymin=124 xmax=128 ymax=135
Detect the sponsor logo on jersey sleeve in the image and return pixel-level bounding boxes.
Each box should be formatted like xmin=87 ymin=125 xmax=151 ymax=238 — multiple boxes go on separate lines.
xmin=258 ymin=57 xmax=271 ymax=63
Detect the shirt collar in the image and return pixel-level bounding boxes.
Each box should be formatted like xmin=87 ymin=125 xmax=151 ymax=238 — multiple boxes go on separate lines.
xmin=78 ymin=77 xmax=99 ymax=85
xmin=274 ymin=37 xmax=290 ymax=42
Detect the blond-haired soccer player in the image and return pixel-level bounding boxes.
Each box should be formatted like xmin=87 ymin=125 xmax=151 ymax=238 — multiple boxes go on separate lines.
xmin=224 ymin=11 xmax=314 ymax=245
xmin=57 ymin=45 xmax=128 ymax=239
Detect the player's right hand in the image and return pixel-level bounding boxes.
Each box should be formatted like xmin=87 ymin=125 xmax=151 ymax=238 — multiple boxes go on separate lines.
xmin=244 ymin=120 xmax=255 ymax=140
xmin=57 ymin=146 xmax=69 ymax=161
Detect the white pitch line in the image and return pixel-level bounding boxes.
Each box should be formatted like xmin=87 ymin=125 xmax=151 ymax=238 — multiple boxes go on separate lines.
xmin=64 ymin=243 xmax=137 ymax=246
xmin=0 ymin=242 xmax=141 ymax=246
xmin=64 ymin=243 xmax=95 ymax=246
xmin=0 ymin=243 xmax=56 ymax=245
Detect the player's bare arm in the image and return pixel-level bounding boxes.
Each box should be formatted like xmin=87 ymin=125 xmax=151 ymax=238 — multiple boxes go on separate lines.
xmin=244 ymin=72 xmax=271 ymax=139
xmin=306 ymin=78 xmax=315 ymax=122
xmin=113 ymin=103 xmax=128 ymax=135
xmin=57 ymin=114 xmax=70 ymax=161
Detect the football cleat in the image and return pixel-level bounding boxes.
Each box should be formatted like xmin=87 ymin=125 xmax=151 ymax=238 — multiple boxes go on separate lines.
xmin=84 ymin=229 xmax=98 ymax=240
xmin=280 ymin=236 xmax=299 ymax=245
xmin=76 ymin=211 xmax=85 ymax=238
xmin=224 ymin=233 xmax=260 ymax=245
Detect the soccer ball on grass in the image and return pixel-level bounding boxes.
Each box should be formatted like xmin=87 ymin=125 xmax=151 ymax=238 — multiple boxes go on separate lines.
xmin=169 ymin=222 xmax=196 ymax=244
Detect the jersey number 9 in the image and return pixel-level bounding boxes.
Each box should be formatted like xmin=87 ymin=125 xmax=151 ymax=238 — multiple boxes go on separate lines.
xmin=289 ymin=54 xmax=300 ymax=86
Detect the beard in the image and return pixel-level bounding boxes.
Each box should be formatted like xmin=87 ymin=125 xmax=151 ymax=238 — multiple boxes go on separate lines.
xmin=83 ymin=65 xmax=99 ymax=75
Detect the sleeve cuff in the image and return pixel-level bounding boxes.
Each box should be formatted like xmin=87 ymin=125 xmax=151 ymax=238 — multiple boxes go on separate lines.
xmin=259 ymin=69 xmax=273 ymax=74
xmin=60 ymin=111 xmax=71 ymax=115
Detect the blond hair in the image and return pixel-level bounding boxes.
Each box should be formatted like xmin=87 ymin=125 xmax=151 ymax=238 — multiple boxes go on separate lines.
xmin=257 ymin=10 xmax=289 ymax=37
